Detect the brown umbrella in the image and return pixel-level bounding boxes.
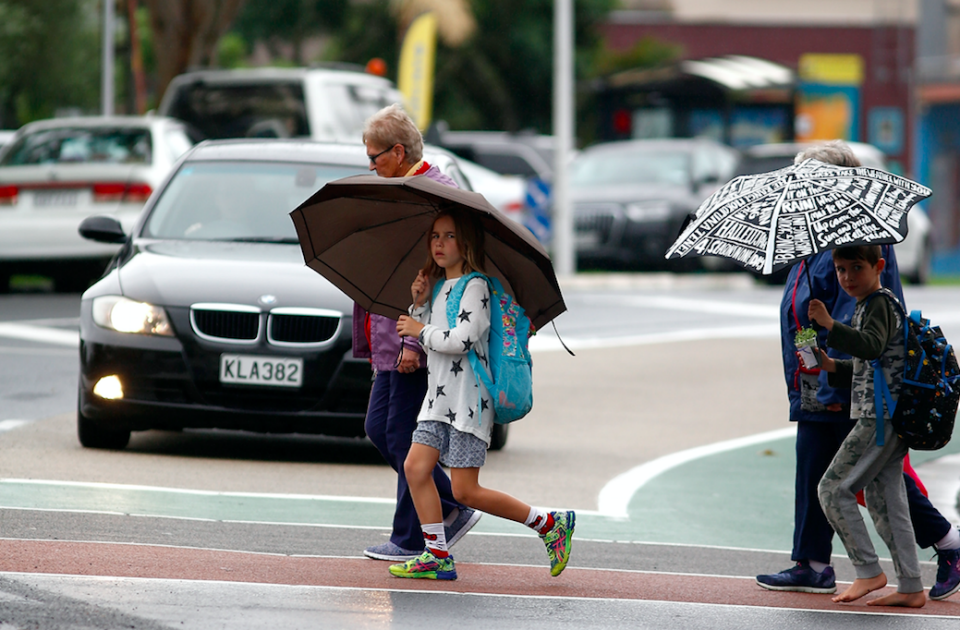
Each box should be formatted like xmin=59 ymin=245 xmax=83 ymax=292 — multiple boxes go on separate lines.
xmin=290 ymin=174 xmax=566 ymax=330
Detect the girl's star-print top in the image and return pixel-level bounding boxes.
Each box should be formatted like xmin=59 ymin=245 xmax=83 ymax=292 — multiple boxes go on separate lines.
xmin=411 ymin=276 xmax=493 ymax=444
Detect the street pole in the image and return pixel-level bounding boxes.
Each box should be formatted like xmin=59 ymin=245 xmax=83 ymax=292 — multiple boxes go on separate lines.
xmin=552 ymin=0 xmax=575 ymax=276
xmin=102 ymin=0 xmax=115 ymax=116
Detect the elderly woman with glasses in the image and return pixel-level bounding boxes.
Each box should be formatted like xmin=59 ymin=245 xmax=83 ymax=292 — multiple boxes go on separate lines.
xmin=352 ymin=104 xmax=480 ymax=563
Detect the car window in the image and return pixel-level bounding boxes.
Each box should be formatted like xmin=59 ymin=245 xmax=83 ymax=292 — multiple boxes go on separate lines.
xmin=474 ymin=150 xmax=539 ymax=178
xmin=0 ymin=127 xmax=153 ymax=166
xmin=163 ymin=81 xmax=311 ymax=140
xmin=144 ymin=161 xmax=363 ymax=241
xmin=570 ymin=149 xmax=690 ymax=187
xmin=323 ymin=83 xmax=397 ymax=140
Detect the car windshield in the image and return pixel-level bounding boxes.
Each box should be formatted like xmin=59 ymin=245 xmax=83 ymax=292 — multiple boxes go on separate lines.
xmin=0 ymin=127 xmax=152 ymax=166
xmin=143 ymin=161 xmax=362 ymax=241
xmin=570 ymin=149 xmax=690 ymax=187
xmin=165 ymin=82 xmax=310 ymax=140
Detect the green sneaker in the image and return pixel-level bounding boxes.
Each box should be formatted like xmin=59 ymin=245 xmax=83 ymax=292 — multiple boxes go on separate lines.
xmin=388 ymin=550 xmax=457 ymax=580
xmin=541 ymin=510 xmax=575 ymax=577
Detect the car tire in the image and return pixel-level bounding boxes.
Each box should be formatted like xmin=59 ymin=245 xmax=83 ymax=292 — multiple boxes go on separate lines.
xmin=77 ymin=401 xmax=131 ymax=450
xmin=489 ymin=423 xmax=509 ymax=451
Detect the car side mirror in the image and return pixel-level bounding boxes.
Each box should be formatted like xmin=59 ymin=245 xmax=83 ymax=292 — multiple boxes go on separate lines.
xmin=79 ymin=215 xmax=127 ymax=244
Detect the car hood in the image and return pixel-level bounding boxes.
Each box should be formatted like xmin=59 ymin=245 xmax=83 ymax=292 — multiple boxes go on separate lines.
xmin=116 ymin=240 xmax=355 ymax=313
xmin=570 ymin=183 xmax=697 ymax=206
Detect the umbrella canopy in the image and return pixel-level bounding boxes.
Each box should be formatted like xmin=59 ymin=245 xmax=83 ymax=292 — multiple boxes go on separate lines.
xmin=664 ymin=158 xmax=933 ymax=275
xmin=290 ymin=174 xmax=566 ymax=330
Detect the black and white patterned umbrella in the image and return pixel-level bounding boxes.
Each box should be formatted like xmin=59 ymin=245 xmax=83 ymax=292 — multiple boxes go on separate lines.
xmin=665 ymin=158 xmax=932 ymax=275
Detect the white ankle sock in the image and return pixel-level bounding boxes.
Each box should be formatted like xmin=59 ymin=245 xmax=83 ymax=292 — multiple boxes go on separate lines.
xmin=422 ymin=523 xmax=447 ymax=553
xmin=808 ymin=560 xmax=830 ymax=573
xmin=936 ymin=527 xmax=960 ymax=551
xmin=524 ymin=507 xmax=550 ymax=533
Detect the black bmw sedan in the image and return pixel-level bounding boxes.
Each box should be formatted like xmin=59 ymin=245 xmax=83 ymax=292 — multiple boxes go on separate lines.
xmin=75 ymin=139 xmax=472 ymax=449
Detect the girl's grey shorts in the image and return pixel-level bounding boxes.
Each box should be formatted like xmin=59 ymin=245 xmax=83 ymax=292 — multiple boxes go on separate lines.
xmin=412 ymin=420 xmax=487 ymax=468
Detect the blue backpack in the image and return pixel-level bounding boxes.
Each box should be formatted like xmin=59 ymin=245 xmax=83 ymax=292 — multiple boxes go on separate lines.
xmin=432 ymin=272 xmax=534 ymax=424
xmin=869 ymin=291 xmax=960 ymax=450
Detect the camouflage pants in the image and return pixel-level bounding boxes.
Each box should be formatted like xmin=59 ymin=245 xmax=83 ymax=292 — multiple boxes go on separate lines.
xmin=817 ymin=415 xmax=923 ymax=594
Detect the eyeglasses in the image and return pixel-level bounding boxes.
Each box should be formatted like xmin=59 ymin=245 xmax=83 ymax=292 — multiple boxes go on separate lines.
xmin=368 ymin=145 xmax=397 ymax=165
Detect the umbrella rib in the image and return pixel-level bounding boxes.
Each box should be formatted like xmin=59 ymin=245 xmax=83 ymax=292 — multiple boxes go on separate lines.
xmin=762 ymin=184 xmax=791 ymax=275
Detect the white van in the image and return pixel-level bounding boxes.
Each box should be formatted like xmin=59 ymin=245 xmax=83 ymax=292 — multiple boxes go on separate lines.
xmin=157 ymin=66 xmax=404 ymax=143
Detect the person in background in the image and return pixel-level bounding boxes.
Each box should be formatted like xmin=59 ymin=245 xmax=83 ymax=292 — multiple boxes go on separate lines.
xmin=355 ymin=104 xmax=480 ymax=562
xmin=755 ymin=140 xmax=960 ymax=601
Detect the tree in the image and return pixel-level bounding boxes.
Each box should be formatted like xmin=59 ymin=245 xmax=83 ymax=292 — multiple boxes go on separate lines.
xmin=0 ymin=0 xmax=100 ymax=126
xmin=232 ymin=0 xmax=348 ymax=65
xmin=143 ymin=0 xmax=246 ymax=103
xmin=327 ymin=0 xmax=624 ymax=136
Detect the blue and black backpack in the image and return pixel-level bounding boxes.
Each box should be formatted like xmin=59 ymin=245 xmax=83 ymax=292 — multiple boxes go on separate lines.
xmin=432 ymin=272 xmax=534 ymax=424
xmin=870 ymin=291 xmax=960 ymax=450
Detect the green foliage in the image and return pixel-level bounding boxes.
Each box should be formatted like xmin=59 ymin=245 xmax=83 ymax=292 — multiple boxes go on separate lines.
xmin=233 ymin=0 xmax=349 ymax=64
xmin=324 ymin=0 xmax=622 ymax=135
xmin=0 ymin=0 xmax=100 ymax=126
xmin=218 ymin=32 xmax=249 ymax=68
xmin=795 ymin=327 xmax=818 ymax=346
xmin=588 ymin=36 xmax=682 ymax=78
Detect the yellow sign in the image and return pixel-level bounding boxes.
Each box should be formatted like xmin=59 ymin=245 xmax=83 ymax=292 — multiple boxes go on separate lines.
xmin=398 ymin=12 xmax=438 ymax=131
xmin=798 ymin=54 xmax=864 ymax=86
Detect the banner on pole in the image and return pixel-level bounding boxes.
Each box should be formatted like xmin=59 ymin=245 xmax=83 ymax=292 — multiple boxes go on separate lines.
xmin=398 ymin=12 xmax=437 ymax=131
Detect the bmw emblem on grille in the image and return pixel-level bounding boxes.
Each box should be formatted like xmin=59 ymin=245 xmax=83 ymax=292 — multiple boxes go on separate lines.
xmin=258 ymin=294 xmax=277 ymax=306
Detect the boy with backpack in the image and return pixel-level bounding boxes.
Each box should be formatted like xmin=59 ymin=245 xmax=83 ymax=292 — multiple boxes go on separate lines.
xmin=808 ymin=244 xmax=924 ymax=607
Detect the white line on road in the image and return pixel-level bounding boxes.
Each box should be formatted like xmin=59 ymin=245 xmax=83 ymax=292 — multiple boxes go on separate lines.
xmin=0 ymin=323 xmax=78 ymax=347
xmin=597 ymin=427 xmax=797 ymax=519
xmin=0 ymin=420 xmax=31 ymax=433
xmin=531 ymin=323 xmax=779 ymax=353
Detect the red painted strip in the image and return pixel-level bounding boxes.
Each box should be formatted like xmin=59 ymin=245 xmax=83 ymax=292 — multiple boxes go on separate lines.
xmin=1 ymin=540 xmax=957 ymax=616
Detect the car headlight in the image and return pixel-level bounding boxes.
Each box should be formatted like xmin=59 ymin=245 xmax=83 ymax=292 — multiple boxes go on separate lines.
xmin=625 ymin=202 xmax=671 ymax=222
xmin=92 ymin=296 xmax=174 ymax=336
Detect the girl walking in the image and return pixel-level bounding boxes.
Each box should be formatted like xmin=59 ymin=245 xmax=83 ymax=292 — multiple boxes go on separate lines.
xmin=394 ymin=208 xmax=575 ymax=580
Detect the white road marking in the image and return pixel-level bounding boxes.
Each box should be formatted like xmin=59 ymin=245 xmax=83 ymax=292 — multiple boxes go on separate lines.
xmin=597 ymin=427 xmax=797 ymax=519
xmin=0 ymin=323 xmax=78 ymax=347
xmin=0 ymin=420 xmax=31 ymax=433
xmin=531 ymin=323 xmax=779 ymax=353
xmin=593 ymin=295 xmax=780 ymax=319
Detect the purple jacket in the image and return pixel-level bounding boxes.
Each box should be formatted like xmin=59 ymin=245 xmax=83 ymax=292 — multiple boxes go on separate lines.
xmin=352 ymin=164 xmax=458 ymax=370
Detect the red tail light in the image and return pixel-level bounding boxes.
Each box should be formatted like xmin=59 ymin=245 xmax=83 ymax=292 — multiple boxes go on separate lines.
xmin=0 ymin=185 xmax=18 ymax=205
xmin=502 ymin=200 xmax=525 ymax=216
xmin=93 ymin=182 xmax=152 ymax=203
xmin=124 ymin=183 xmax=153 ymax=202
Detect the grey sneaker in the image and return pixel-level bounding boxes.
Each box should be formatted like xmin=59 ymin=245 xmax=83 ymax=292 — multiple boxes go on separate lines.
xmin=445 ymin=508 xmax=482 ymax=548
xmin=363 ymin=541 xmax=422 ymax=561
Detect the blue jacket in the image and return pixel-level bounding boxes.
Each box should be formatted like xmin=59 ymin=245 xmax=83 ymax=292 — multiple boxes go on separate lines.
xmin=780 ymin=244 xmax=904 ymax=423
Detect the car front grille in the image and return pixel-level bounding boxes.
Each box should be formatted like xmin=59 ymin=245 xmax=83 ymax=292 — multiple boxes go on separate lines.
xmin=269 ymin=313 xmax=340 ymax=344
xmin=575 ymin=205 xmax=617 ymax=243
xmin=192 ymin=308 xmax=260 ymax=342
xmin=190 ymin=304 xmax=342 ymax=346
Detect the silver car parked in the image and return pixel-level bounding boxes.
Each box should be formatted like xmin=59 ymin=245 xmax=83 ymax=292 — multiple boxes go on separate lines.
xmin=0 ymin=115 xmax=194 ymax=292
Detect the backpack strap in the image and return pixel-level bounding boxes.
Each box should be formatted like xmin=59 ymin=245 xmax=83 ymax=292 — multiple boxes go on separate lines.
xmin=437 ymin=272 xmax=491 ymax=425
xmin=864 ymin=289 xmax=906 ymax=446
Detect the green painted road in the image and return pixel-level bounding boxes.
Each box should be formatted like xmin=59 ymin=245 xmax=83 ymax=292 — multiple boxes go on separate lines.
xmin=4 ymin=431 xmax=958 ymax=554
